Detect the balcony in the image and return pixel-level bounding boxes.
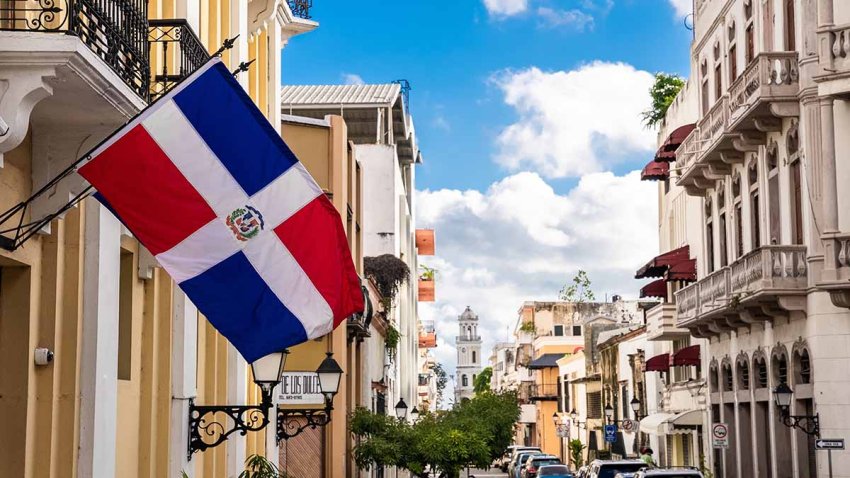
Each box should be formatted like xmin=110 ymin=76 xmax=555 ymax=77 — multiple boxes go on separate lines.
xmin=287 ymin=0 xmax=312 ymax=19
xmin=149 ymin=19 xmax=210 ymax=100
xmin=518 ymin=382 xmax=558 ymax=402
xmin=675 ymin=245 xmax=808 ymax=337
xmin=645 ymin=303 xmax=689 ymax=341
xmin=0 ymin=0 xmax=150 ymax=100
xmin=819 ymin=232 xmax=850 ymax=308
xmin=816 ymin=23 xmax=850 ymax=93
xmin=677 ymin=52 xmax=800 ymax=195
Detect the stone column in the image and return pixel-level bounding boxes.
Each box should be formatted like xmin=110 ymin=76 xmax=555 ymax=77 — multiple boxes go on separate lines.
xmin=78 ymin=198 xmax=121 ymax=478
xmin=818 ymin=0 xmax=833 ymax=27
xmin=820 ymin=97 xmax=839 ymax=233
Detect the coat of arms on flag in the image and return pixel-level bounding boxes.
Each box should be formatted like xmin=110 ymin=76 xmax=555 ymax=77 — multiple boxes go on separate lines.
xmin=78 ymin=58 xmax=364 ymax=362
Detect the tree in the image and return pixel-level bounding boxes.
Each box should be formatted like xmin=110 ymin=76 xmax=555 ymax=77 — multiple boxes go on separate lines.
xmin=559 ymin=270 xmax=595 ymax=304
xmin=641 ymin=72 xmax=685 ymax=128
xmin=432 ymin=362 xmax=448 ymax=407
xmin=569 ymin=439 xmax=587 ymax=470
xmin=350 ymin=391 xmax=520 ymax=478
xmin=473 ymin=367 xmax=492 ymax=394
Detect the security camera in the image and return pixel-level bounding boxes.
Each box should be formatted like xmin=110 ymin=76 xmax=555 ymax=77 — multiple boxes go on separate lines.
xmin=34 ymin=348 xmax=54 ymax=366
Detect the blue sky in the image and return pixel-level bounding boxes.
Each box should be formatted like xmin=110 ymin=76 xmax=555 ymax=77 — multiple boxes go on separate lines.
xmin=282 ymin=0 xmax=695 ymax=382
xmin=282 ymin=0 xmax=693 ymax=192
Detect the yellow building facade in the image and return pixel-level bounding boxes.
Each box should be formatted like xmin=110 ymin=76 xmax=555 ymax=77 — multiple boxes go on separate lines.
xmin=0 ymin=1 xmax=317 ymax=477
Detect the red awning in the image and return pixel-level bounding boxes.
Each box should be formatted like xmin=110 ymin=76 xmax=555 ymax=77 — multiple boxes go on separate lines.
xmin=635 ymin=245 xmax=691 ymax=279
xmin=665 ymin=258 xmax=697 ymax=282
xmin=670 ymin=345 xmax=700 ymax=367
xmin=645 ymin=353 xmax=670 ymax=372
xmin=640 ymin=279 xmax=668 ymax=299
xmin=641 ymin=159 xmax=669 ymax=181
xmin=653 ymin=123 xmax=696 ymax=162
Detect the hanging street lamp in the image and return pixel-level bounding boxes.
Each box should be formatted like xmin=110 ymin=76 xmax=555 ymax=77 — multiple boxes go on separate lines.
xmin=772 ymin=382 xmax=819 ymax=436
xmin=276 ymin=352 xmax=344 ymax=442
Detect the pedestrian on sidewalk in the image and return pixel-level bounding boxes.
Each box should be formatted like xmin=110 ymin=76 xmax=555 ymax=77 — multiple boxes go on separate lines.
xmin=639 ymin=447 xmax=657 ymax=468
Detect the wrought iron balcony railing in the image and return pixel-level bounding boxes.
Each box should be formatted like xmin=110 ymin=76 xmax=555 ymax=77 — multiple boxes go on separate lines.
xmin=287 ymin=0 xmax=311 ymax=19
xmin=1 ymin=0 xmax=150 ymax=100
xmin=148 ymin=19 xmax=210 ymax=100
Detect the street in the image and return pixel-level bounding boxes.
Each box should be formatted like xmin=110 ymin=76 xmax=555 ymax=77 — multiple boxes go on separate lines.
xmin=467 ymin=469 xmax=507 ymax=478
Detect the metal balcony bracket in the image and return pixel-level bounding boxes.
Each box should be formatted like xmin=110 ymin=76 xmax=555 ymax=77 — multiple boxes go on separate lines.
xmin=188 ymin=392 xmax=273 ymax=459
xmin=276 ymin=403 xmax=333 ymax=442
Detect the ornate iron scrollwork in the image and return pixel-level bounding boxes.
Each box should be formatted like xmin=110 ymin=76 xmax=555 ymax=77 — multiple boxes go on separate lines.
xmin=276 ymin=403 xmax=333 ymax=442
xmin=780 ymin=411 xmax=819 ymax=437
xmin=188 ymin=391 xmax=274 ymax=459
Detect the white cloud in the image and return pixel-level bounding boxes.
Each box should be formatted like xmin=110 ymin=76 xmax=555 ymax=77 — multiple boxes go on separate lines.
xmin=536 ymin=7 xmax=594 ymax=30
xmin=483 ymin=0 xmax=528 ymax=16
xmin=668 ymin=0 xmax=691 ymax=16
xmin=342 ymin=73 xmax=365 ymax=85
xmin=432 ymin=114 xmax=451 ymax=131
xmin=493 ymin=61 xmax=656 ymax=178
xmin=416 ymin=170 xmax=658 ymax=379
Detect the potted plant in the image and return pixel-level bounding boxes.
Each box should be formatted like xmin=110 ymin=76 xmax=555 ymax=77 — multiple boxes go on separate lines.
xmin=418 ymin=265 xmax=436 ymax=302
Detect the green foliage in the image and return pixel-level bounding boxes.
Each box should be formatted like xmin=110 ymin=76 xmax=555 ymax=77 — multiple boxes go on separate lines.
xmin=385 ymin=323 xmax=401 ymax=361
xmin=432 ymin=362 xmax=448 ymax=407
xmin=518 ymin=321 xmax=537 ymax=334
xmin=473 ymin=367 xmax=492 ymax=394
xmin=569 ymin=439 xmax=586 ymax=469
xmin=238 ymin=454 xmax=290 ymax=478
xmin=641 ymin=72 xmax=685 ymax=128
xmin=698 ymin=455 xmax=714 ymax=478
xmin=350 ymin=391 xmax=520 ymax=478
xmin=364 ymin=254 xmax=410 ymax=311
xmin=558 ymin=270 xmax=595 ymax=304
xmin=419 ymin=265 xmax=437 ymax=281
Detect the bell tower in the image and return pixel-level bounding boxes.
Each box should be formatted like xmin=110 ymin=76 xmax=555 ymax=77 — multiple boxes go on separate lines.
xmin=455 ymin=306 xmax=482 ymax=403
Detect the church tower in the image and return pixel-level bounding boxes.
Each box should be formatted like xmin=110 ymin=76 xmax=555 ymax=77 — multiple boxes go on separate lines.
xmin=455 ymin=306 xmax=482 ymax=403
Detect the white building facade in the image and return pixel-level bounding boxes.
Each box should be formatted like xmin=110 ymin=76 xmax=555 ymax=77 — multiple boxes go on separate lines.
xmin=638 ymin=1 xmax=850 ymax=476
xmin=455 ymin=306 xmax=483 ymax=402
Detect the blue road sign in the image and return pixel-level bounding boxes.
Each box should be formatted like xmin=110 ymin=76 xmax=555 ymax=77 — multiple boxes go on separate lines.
xmin=604 ymin=424 xmax=617 ymax=443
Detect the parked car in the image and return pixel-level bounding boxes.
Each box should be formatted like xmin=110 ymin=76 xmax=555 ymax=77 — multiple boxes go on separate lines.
xmin=502 ymin=445 xmax=537 ymax=471
xmin=522 ymin=454 xmax=562 ymax=478
xmin=512 ymin=452 xmax=544 ymax=478
xmin=612 ymin=473 xmax=636 ymax=478
xmin=575 ymin=465 xmax=590 ymax=478
xmin=587 ymin=459 xmax=647 ymax=478
xmin=538 ymin=464 xmax=574 ymax=478
xmin=632 ymin=467 xmax=704 ymax=478
xmin=508 ymin=448 xmax=542 ymax=476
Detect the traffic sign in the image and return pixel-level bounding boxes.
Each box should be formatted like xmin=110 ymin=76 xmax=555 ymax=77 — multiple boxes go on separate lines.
xmin=712 ymin=423 xmax=729 ymax=448
xmin=816 ymin=439 xmax=845 ymax=450
xmin=622 ymin=419 xmax=636 ymax=433
xmin=604 ymin=424 xmax=618 ymax=443
xmin=556 ymin=424 xmax=570 ymax=438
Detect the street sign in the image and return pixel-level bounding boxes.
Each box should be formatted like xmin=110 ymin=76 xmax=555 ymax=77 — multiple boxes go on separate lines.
xmin=816 ymin=439 xmax=845 ymax=450
xmin=276 ymin=372 xmax=325 ymax=405
xmin=712 ymin=423 xmax=729 ymax=448
xmin=622 ymin=419 xmax=636 ymax=433
xmin=556 ymin=424 xmax=570 ymax=437
xmin=604 ymin=424 xmax=617 ymax=443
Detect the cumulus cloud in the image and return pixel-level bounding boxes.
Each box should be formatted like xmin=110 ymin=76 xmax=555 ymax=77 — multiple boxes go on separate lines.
xmin=416 ymin=171 xmax=658 ymax=379
xmin=483 ymin=0 xmax=528 ymax=16
xmin=342 ymin=73 xmax=365 ymax=85
xmin=668 ymin=0 xmax=691 ymax=16
xmin=536 ymin=7 xmax=594 ymax=30
xmin=492 ymin=62 xmax=656 ymax=178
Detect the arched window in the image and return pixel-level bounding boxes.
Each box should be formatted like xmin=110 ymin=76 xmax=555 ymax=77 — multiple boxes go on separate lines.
xmin=472 ymin=350 xmax=477 ymax=364
xmin=748 ymin=157 xmax=761 ymax=249
xmin=794 ymin=347 xmax=812 ymax=384
xmin=728 ymin=19 xmax=738 ymax=81
xmin=736 ymin=353 xmax=750 ymax=390
xmin=701 ymin=59 xmax=710 ymax=114
xmin=767 ymin=140 xmax=780 ymax=245
xmin=772 ymin=347 xmax=789 ymax=385
xmin=753 ymin=353 xmax=768 ymax=388
xmin=713 ymin=41 xmax=723 ymax=101
xmin=705 ymin=197 xmax=715 ymax=272
xmin=733 ymin=173 xmax=743 ymax=258
xmin=718 ymin=188 xmax=728 ymax=268
xmin=722 ymin=359 xmax=734 ymax=392
xmin=745 ymin=0 xmax=755 ymax=64
xmin=709 ymin=360 xmax=720 ymax=392
xmin=462 ymin=375 xmax=468 ymax=387
xmin=784 ymin=0 xmax=796 ymax=51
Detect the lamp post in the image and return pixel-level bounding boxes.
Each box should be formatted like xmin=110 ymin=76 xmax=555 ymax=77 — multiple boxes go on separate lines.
xmin=189 ymin=350 xmax=288 ymax=457
xmin=276 ymin=352 xmax=344 ymax=442
xmin=772 ymin=382 xmax=819 ymax=436
xmin=411 ymin=406 xmax=420 ymax=422
xmin=604 ymin=403 xmax=615 ymax=424
xmin=395 ymin=398 xmax=409 ymax=421
xmin=570 ymin=408 xmax=588 ymax=430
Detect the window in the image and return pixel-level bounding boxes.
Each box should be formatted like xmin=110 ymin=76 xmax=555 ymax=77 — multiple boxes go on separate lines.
xmin=673 ymin=338 xmax=694 ymax=382
xmin=733 ymin=175 xmax=744 ymax=258
xmin=749 ymin=159 xmax=761 ymax=248
xmin=462 ymin=375 xmax=468 ymax=387
xmin=728 ymin=20 xmax=738 ymax=82
xmin=554 ymin=325 xmax=564 ymax=336
xmin=784 ymin=0 xmax=796 ymax=51
xmin=722 ymin=362 xmax=734 ymax=391
xmin=718 ymin=189 xmax=728 ymax=267
xmin=701 ymin=60 xmax=710 ymax=114
xmin=745 ymin=0 xmax=755 ymax=64
xmin=709 ymin=363 xmax=719 ymax=392
xmin=705 ymin=197 xmax=715 ymax=273
xmin=587 ymin=391 xmax=602 ymax=419
xmin=754 ymin=356 xmax=768 ymax=388
xmin=572 ymin=325 xmax=582 ymax=336
xmin=795 ymin=349 xmax=812 ymax=384
xmin=773 ymin=353 xmax=789 ymax=385
xmin=472 ymin=350 xmax=477 ymax=364
xmin=767 ymin=141 xmax=781 ymax=244
xmin=737 ymin=358 xmax=750 ymax=390
xmin=791 ymin=160 xmax=803 ymax=244
xmin=714 ymin=42 xmax=723 ymax=101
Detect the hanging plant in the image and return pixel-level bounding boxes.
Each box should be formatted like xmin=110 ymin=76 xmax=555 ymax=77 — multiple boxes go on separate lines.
xmin=364 ymin=254 xmax=410 ymax=312
xmin=519 ymin=321 xmax=537 ymax=334
xmin=419 ymin=265 xmax=437 ymax=281
xmin=385 ymin=323 xmax=401 ymax=362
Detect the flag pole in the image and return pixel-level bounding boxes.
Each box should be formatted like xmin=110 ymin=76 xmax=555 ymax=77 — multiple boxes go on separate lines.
xmin=0 ymin=36 xmax=240 ymax=251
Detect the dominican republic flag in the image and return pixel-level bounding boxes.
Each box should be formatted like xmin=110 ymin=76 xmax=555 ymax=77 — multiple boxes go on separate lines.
xmin=77 ymin=59 xmax=364 ymax=363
